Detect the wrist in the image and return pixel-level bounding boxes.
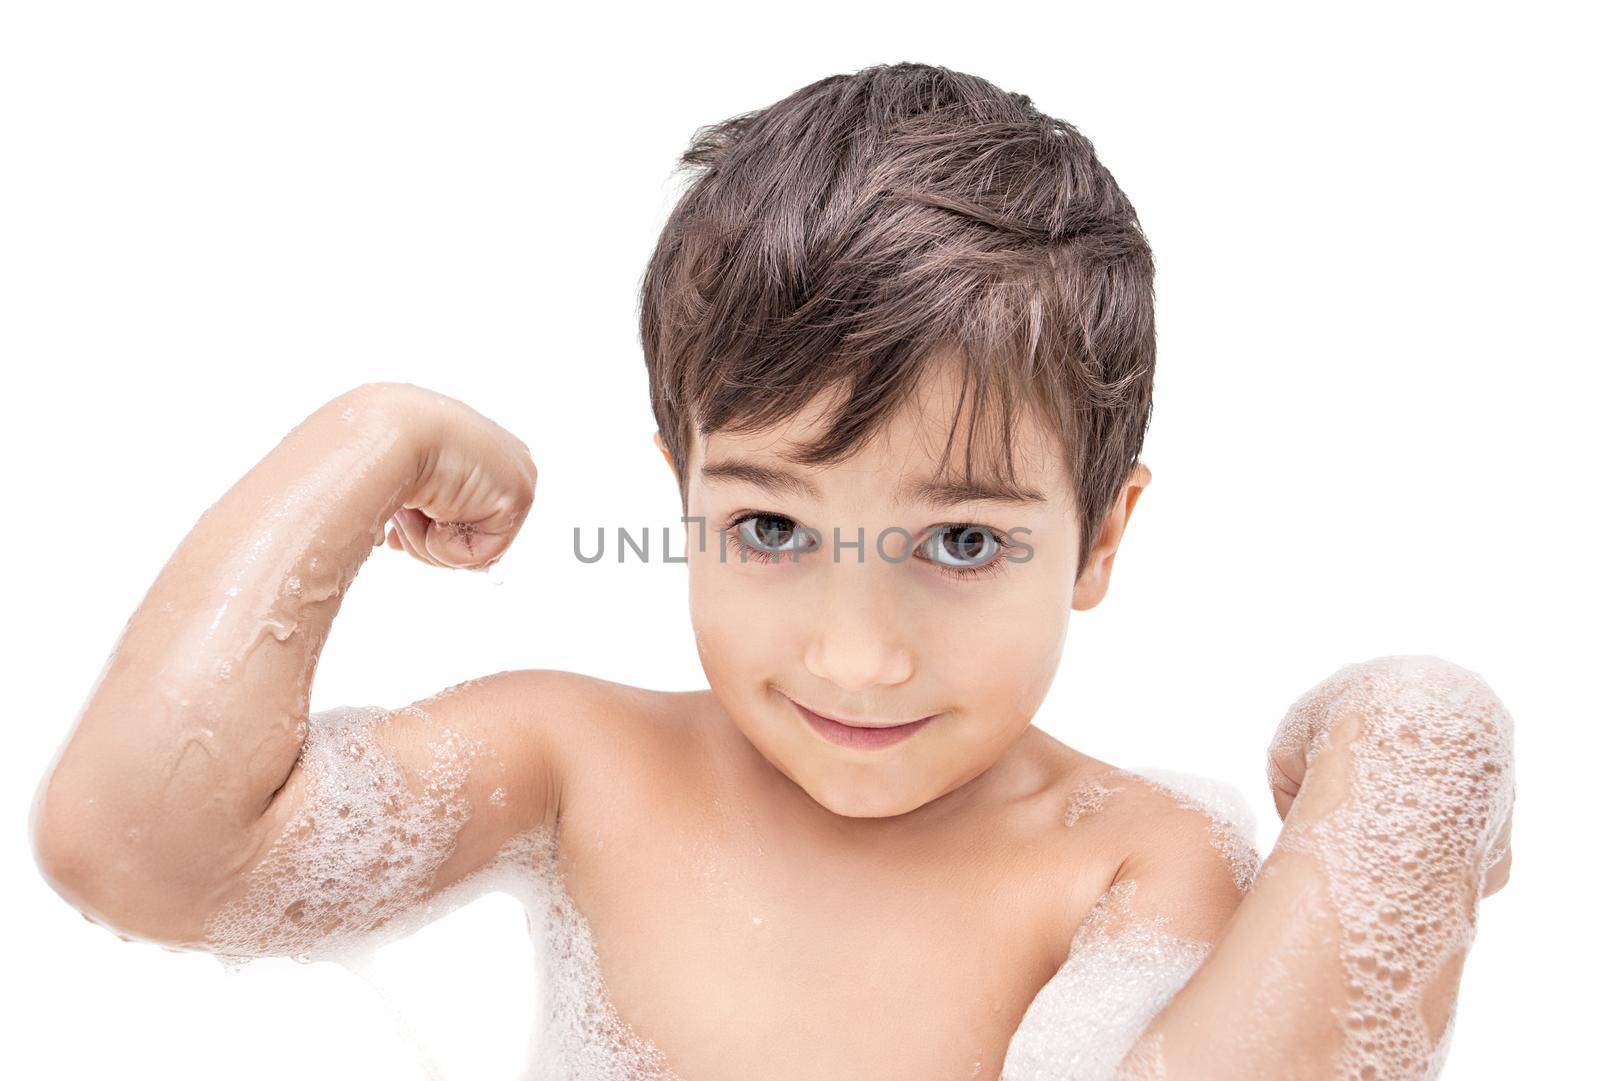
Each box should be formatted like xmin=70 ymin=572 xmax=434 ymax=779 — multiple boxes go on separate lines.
xmin=327 ymin=382 xmax=449 ymax=493
xmin=1282 ymin=655 xmax=1514 ymax=870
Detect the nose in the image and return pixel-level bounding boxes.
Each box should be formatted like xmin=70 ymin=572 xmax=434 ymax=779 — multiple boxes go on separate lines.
xmin=800 ymin=561 xmax=916 ymax=691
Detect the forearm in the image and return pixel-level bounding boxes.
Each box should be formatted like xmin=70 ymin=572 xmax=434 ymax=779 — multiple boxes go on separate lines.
xmin=1116 ymin=825 xmax=1370 ymax=1076
xmin=31 ymin=383 xmax=437 ymax=932
xmin=1119 ymin=657 xmax=1515 ymax=1080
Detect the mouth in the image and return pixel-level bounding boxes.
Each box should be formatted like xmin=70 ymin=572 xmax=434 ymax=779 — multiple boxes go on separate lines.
xmin=780 ymin=693 xmax=939 ymax=750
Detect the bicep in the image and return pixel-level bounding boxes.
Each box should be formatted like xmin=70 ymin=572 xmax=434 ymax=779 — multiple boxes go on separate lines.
xmin=1105 ymin=804 xmax=1252 ymax=946
xmin=1003 ymin=800 xmax=1251 ymax=1081
xmin=206 ymin=668 xmax=590 ymax=960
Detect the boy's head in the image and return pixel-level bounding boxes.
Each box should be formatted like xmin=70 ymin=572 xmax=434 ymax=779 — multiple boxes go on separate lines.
xmin=638 ymin=63 xmax=1155 ymax=820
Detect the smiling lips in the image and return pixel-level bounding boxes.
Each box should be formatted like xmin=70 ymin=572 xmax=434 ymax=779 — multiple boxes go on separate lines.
xmin=784 ymin=695 xmax=938 ymax=750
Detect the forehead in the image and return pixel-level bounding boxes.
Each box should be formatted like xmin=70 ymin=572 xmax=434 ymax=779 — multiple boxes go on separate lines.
xmin=693 ymin=351 xmax=1072 ymax=506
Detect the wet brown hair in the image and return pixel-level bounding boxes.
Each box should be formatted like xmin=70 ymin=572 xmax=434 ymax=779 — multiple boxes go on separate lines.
xmin=639 ymin=62 xmax=1155 ymax=580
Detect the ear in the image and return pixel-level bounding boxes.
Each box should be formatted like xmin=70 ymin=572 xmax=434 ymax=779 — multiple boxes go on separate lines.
xmin=1072 ymin=461 xmax=1152 ymax=612
xmin=653 ymin=430 xmax=681 ymax=486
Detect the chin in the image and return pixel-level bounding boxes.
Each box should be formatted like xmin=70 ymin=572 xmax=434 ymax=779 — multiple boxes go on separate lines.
xmin=798 ymin=770 xmax=932 ymax=819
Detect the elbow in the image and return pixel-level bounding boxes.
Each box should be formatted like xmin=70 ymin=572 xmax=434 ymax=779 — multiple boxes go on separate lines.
xmin=30 ymin=765 xmax=108 ymax=920
xmin=30 ymin=768 xmax=215 ymax=950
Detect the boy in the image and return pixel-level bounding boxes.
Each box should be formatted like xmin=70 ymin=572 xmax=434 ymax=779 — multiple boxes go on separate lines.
xmin=30 ymin=63 xmax=1511 ymax=1080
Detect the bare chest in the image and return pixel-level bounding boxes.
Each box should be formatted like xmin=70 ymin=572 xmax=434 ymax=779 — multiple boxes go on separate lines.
xmin=548 ymin=798 xmax=1109 ymax=1080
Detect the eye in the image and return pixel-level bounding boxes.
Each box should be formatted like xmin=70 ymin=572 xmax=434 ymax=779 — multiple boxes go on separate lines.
xmin=917 ymin=524 xmax=1012 ymax=579
xmin=722 ymin=513 xmax=1014 ymax=578
xmin=727 ymin=513 xmax=820 ymax=561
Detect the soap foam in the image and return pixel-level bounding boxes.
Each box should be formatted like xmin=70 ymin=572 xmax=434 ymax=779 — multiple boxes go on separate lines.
xmin=1001 ymin=879 xmax=1210 ymax=1081
xmin=515 ymin=826 xmax=681 ymax=1081
xmin=1112 ymin=1034 xmax=1167 ymax=1081
xmin=364 ymin=825 xmax=683 ymax=1081
xmin=1122 ymin=768 xmax=1262 ymax=892
xmin=1266 ymin=655 xmax=1516 ymax=1080
xmin=195 ymin=661 xmax=1510 ymax=1080
xmin=201 ymin=704 xmax=677 ymax=1079
xmin=1059 ymin=768 xmax=1260 ymax=892
xmin=204 ymin=704 xmax=488 ymax=964
xmin=1061 ymin=776 xmax=1126 ymax=828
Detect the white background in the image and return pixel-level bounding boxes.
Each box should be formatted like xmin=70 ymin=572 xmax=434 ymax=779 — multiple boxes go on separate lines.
xmin=3 ymin=2 xmax=1592 ymax=1077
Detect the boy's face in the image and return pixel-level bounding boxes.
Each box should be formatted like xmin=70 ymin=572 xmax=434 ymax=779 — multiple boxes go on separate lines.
xmin=659 ymin=354 xmax=1148 ymax=820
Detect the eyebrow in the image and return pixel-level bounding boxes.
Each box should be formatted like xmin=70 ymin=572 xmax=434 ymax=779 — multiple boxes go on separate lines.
xmin=700 ymin=458 xmax=1048 ymax=507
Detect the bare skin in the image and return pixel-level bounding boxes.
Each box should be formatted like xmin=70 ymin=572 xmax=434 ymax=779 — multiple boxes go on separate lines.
xmin=539 ymin=679 xmax=1234 ymax=1078
xmin=29 ymin=377 xmax=1507 ymax=1079
xmin=1113 ymin=663 xmax=1515 ymax=1079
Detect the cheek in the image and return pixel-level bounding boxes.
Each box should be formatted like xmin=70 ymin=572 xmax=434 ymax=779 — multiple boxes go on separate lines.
xmin=686 ymin=533 xmax=1073 ymax=722
xmin=686 ymin=556 xmax=788 ymax=686
xmin=936 ymin=573 xmax=1072 ymax=722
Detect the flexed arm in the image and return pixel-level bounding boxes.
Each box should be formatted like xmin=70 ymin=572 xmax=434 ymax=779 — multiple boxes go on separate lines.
xmin=1109 ymin=655 xmax=1516 ymax=1080
xmin=1001 ymin=656 xmax=1514 ymax=1080
xmin=28 ymin=382 xmax=543 ymax=952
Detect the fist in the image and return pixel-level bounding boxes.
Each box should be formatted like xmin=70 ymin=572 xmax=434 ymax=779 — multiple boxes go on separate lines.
xmin=1265 ymin=655 xmax=1515 ymax=900
xmin=361 ymin=384 xmax=537 ymax=571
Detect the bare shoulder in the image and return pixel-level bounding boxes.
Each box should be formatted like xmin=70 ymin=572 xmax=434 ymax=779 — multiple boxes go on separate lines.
xmin=1094 ymin=763 xmax=1258 ymax=944
xmin=474 ymin=671 xmax=717 ymax=834
xmin=193 ymin=668 xmax=677 ymax=957
xmin=273 ymin=667 xmax=685 ymax=887
xmin=1016 ymin=729 xmax=1257 ymax=950
xmin=410 ymin=667 xmax=698 ymax=818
